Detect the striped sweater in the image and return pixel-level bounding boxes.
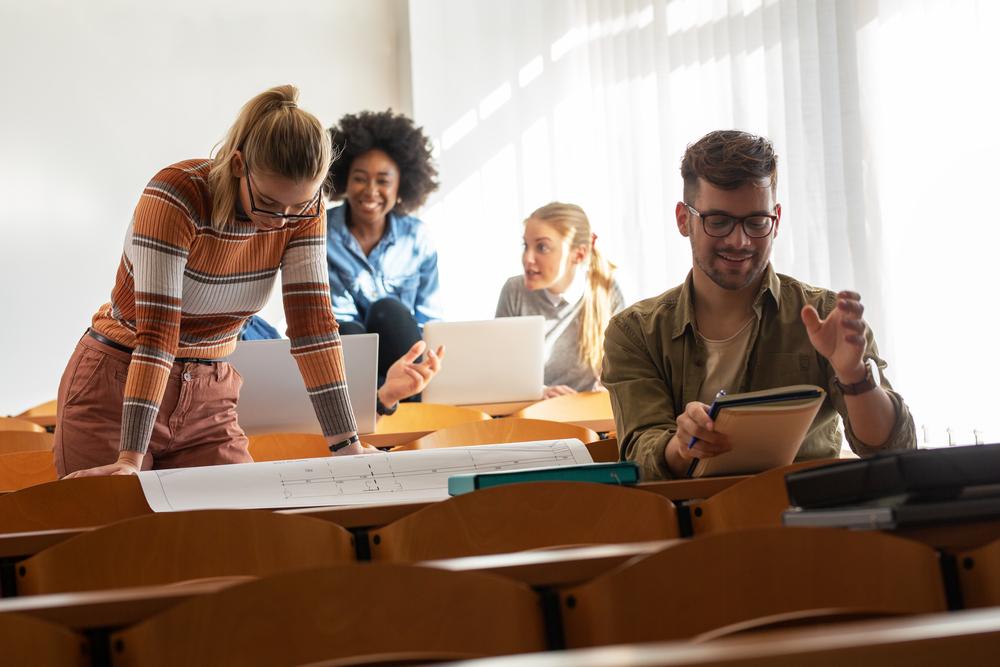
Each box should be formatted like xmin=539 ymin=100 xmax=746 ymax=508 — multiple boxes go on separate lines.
xmin=91 ymin=159 xmax=357 ymax=454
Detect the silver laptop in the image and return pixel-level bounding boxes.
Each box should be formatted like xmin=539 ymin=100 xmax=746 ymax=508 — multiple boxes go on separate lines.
xmin=422 ymin=316 xmax=544 ymax=405
xmin=228 ymin=335 xmax=378 ymax=436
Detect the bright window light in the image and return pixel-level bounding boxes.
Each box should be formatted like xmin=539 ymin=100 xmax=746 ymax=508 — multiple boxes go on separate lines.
xmin=478 ymin=81 xmax=512 ymax=120
xmin=518 ymin=55 xmax=544 ymax=87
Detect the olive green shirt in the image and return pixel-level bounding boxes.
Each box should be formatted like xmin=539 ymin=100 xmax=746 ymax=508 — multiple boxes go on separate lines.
xmin=602 ymin=265 xmax=916 ymax=480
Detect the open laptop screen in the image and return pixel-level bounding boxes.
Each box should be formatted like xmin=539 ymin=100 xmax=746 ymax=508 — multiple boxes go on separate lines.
xmin=422 ymin=316 xmax=544 ymax=405
xmin=227 ymin=335 xmax=378 ymax=436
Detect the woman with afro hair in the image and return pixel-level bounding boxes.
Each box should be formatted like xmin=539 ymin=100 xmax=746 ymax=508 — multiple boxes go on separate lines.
xmin=325 ymin=109 xmax=443 ymax=409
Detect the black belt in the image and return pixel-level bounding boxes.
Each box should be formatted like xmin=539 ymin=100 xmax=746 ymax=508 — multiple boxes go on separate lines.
xmin=86 ymin=329 xmax=218 ymax=365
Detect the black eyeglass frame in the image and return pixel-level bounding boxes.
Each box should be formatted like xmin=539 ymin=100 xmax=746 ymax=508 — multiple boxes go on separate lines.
xmin=243 ymin=162 xmax=324 ymax=221
xmin=684 ymin=203 xmax=778 ymax=239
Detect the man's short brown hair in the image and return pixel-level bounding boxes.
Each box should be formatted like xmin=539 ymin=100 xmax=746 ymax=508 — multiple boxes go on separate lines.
xmin=680 ymin=130 xmax=778 ymax=204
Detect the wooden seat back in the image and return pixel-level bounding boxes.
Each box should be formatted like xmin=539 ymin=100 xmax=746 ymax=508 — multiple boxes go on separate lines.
xmin=0 ymin=430 xmax=54 ymax=454
xmin=16 ymin=509 xmax=356 ymax=595
xmin=394 ymin=418 xmax=598 ymax=451
xmin=688 ymin=459 xmax=843 ymax=535
xmin=375 ymin=403 xmax=491 ymax=434
xmin=0 ymin=612 xmax=89 ymax=666
xmin=109 ymin=564 xmax=547 ymax=666
xmin=584 ymin=438 xmax=619 ymax=463
xmin=0 ymin=418 xmax=47 ymax=433
xmin=559 ymin=527 xmax=948 ymax=647
xmin=17 ymin=399 xmax=58 ymax=418
xmin=0 ymin=450 xmax=58 ymax=493
xmin=0 ymin=475 xmax=151 ymax=534
xmin=248 ymin=432 xmax=331 ymax=462
xmin=371 ymin=481 xmax=678 ymax=561
xmin=958 ymin=536 xmax=1000 ymax=608
xmin=511 ymin=391 xmax=613 ymax=423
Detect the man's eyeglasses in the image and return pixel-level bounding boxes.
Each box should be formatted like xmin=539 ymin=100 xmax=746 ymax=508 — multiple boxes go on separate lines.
xmin=684 ymin=204 xmax=777 ymax=238
xmin=244 ymin=162 xmax=323 ymax=221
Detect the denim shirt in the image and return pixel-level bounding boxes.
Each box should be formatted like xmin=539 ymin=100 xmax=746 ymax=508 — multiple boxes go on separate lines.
xmin=326 ymin=204 xmax=442 ymax=325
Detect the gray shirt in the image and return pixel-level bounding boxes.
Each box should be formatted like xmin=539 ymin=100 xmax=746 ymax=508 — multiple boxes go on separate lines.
xmin=495 ymin=275 xmax=626 ymax=391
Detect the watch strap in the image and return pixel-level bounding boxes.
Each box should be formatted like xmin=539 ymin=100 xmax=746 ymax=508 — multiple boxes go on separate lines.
xmin=329 ymin=434 xmax=360 ymax=453
xmin=376 ymin=396 xmax=399 ymax=416
xmin=834 ymin=363 xmax=877 ymax=396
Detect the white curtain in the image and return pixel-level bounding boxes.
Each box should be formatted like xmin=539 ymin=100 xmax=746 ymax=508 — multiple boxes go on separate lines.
xmin=409 ymin=0 xmax=1000 ymax=444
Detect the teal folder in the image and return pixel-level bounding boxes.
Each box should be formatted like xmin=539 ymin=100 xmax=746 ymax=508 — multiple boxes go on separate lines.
xmin=447 ymin=462 xmax=640 ymax=496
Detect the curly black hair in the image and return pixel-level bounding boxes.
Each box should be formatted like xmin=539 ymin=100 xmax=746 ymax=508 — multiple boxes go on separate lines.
xmin=327 ymin=109 xmax=439 ymax=214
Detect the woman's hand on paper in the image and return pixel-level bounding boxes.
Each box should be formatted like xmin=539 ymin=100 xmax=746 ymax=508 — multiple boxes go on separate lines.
xmin=329 ymin=439 xmax=380 ymax=456
xmin=62 ymin=451 xmax=143 ymax=479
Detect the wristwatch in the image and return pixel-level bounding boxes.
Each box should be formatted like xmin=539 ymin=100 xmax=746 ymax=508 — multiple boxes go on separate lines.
xmin=329 ymin=434 xmax=360 ymax=453
xmin=833 ymin=359 xmax=879 ymax=396
xmin=376 ymin=396 xmax=399 ymax=416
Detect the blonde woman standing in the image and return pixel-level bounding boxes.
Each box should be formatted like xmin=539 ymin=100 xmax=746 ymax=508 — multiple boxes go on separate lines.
xmin=495 ymin=203 xmax=625 ymax=398
xmin=57 ymin=85 xmax=440 ymax=478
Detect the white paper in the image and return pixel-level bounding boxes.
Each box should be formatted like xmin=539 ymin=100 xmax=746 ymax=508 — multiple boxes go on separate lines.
xmin=137 ymin=439 xmax=593 ymax=512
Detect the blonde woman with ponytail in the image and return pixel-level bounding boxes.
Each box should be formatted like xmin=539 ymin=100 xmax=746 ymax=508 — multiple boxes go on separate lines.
xmin=495 ymin=203 xmax=625 ymax=398
xmin=57 ymin=85 xmax=440 ymax=478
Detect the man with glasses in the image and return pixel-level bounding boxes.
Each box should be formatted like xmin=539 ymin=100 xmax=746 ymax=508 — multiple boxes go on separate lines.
xmin=602 ymin=130 xmax=915 ymax=479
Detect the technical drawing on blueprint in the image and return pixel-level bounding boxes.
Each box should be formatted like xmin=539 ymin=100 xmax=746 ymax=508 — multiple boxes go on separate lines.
xmin=137 ymin=439 xmax=593 ymax=512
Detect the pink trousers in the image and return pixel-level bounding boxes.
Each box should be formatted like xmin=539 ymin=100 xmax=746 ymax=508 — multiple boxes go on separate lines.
xmin=54 ymin=334 xmax=252 ymax=476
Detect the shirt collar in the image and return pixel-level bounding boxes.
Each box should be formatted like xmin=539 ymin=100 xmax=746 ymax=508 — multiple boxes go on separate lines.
xmin=672 ymin=263 xmax=781 ymax=340
xmin=381 ymin=209 xmax=399 ymax=244
xmin=329 ymin=204 xmax=399 ymax=246
xmin=755 ymin=263 xmax=782 ymax=313
xmin=543 ymin=269 xmax=587 ymax=307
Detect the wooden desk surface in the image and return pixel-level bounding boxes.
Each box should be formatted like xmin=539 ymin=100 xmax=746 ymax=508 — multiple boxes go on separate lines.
xmin=440 ymin=608 xmax=1000 ymax=667
xmin=281 ymin=477 xmax=746 ymax=527
xmin=0 ymin=527 xmax=95 ymax=560
xmin=281 ymin=500 xmax=436 ymax=528
xmin=423 ymin=539 xmax=677 ymax=588
xmin=0 ymin=577 xmax=242 ymax=631
xmin=639 ymin=476 xmax=747 ymax=502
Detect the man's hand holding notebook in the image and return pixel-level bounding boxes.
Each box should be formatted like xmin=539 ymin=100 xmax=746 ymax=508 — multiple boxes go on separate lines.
xmin=684 ymin=385 xmax=826 ymax=478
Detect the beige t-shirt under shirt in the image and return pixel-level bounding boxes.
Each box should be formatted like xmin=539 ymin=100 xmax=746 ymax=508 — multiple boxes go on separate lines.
xmin=696 ymin=317 xmax=754 ymax=405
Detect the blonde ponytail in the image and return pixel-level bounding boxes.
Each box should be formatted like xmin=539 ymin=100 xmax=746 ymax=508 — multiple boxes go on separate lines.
xmin=582 ymin=242 xmax=616 ymax=374
xmin=527 ymin=202 xmax=617 ymax=374
xmin=208 ymin=84 xmax=332 ymax=229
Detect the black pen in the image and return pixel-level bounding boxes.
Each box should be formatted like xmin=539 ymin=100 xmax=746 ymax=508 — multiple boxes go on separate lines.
xmin=686 ymin=389 xmax=726 ymax=477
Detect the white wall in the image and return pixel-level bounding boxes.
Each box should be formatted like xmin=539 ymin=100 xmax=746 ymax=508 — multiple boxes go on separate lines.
xmin=0 ymin=0 xmax=409 ymax=414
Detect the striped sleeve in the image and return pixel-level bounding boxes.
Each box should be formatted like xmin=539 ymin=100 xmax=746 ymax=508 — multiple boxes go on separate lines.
xmin=119 ymin=168 xmax=198 ymax=454
xmin=281 ymin=214 xmax=358 ymax=437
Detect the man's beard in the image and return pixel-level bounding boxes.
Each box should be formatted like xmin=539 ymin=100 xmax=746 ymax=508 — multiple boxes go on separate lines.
xmin=692 ymin=240 xmax=768 ymax=291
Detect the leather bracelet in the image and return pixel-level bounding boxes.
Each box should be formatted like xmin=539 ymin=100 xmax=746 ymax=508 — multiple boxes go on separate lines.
xmin=329 ymin=434 xmax=360 ymax=453
xmin=376 ymin=396 xmax=399 ymax=416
